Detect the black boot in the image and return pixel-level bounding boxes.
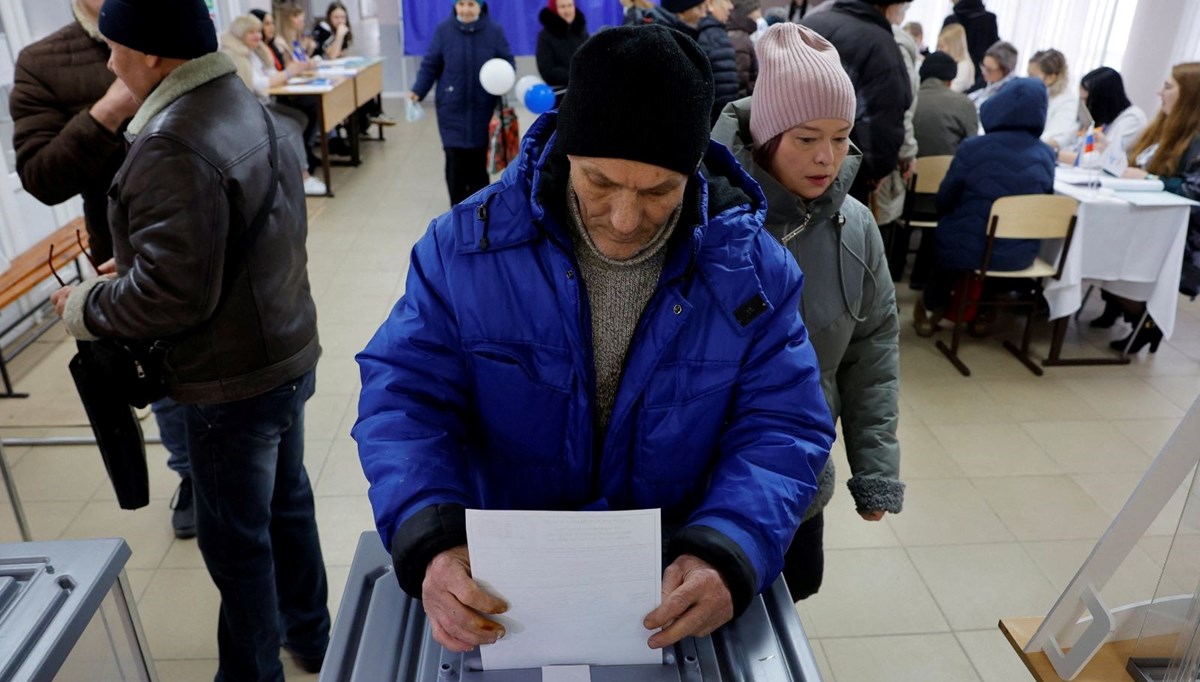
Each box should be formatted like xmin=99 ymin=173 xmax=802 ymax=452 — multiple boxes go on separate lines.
xmin=1089 ymin=297 xmax=1123 ymax=328
xmin=1110 ymin=318 xmax=1163 ymax=354
xmin=171 ymin=476 xmax=196 ymax=539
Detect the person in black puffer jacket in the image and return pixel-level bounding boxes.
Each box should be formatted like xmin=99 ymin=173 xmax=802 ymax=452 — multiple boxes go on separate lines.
xmin=656 ymin=0 xmax=740 ymax=124
xmin=726 ymin=0 xmax=760 ymax=98
xmin=537 ymin=0 xmax=589 ymax=95
xmin=802 ymin=0 xmax=913 ymax=204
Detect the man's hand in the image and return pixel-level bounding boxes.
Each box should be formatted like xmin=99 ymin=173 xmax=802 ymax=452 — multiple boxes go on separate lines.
xmin=407 ymin=91 xmax=421 ymax=102
xmin=422 ymin=545 xmax=509 ymax=652
xmin=90 ymin=79 xmax=139 ymax=133
xmin=97 ymin=259 xmax=117 ymax=276
xmin=51 ymin=286 xmax=73 ymax=317
xmin=899 ymin=158 xmax=915 ymax=182
xmin=643 ymin=554 xmax=734 ymax=649
xmin=859 ymin=510 xmax=886 ymax=521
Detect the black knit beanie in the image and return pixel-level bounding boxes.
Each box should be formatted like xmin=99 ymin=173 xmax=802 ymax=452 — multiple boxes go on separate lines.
xmin=557 ymin=25 xmax=714 ymax=176
xmin=662 ymin=0 xmax=707 ymax=11
xmin=99 ymin=0 xmax=217 ymax=60
xmin=920 ymin=51 xmax=958 ymax=82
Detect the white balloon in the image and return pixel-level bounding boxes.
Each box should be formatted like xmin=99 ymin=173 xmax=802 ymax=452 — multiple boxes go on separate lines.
xmin=515 ymin=75 xmax=545 ymax=104
xmin=479 ymin=58 xmax=516 ymax=96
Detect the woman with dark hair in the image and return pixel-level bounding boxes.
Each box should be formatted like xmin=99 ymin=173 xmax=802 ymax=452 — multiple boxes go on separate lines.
xmin=313 ymin=1 xmax=352 ymax=60
xmin=1089 ymin=62 xmax=1200 ymax=350
xmin=1060 ymin=67 xmax=1147 ymax=165
xmin=536 ymin=0 xmax=588 ymax=95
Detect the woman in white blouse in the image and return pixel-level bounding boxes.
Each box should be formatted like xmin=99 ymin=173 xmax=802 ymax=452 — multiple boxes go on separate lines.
xmin=1028 ymin=49 xmax=1077 ymax=151
xmin=938 ymin=24 xmax=974 ymax=93
xmin=1059 ymin=67 xmax=1147 ymax=165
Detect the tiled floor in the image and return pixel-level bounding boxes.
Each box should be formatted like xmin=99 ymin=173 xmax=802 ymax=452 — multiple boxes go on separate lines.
xmin=3 ymin=101 xmax=1199 ymax=681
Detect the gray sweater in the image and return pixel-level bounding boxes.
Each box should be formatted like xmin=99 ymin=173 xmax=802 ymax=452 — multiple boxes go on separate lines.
xmin=566 ymin=183 xmax=681 ymax=432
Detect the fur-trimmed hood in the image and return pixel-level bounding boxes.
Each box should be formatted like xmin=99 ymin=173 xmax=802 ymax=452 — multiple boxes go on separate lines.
xmin=538 ymin=7 xmax=587 ymax=37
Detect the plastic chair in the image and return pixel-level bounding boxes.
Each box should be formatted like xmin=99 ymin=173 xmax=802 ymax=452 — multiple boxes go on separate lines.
xmin=936 ymin=194 xmax=1079 ymax=377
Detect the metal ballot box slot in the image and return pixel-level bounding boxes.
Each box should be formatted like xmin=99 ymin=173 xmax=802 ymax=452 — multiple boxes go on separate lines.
xmin=322 ymin=532 xmax=823 ymax=682
xmin=0 ymin=539 xmax=156 ymax=682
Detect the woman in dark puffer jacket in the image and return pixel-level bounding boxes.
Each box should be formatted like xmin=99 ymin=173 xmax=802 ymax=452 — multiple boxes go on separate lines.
xmin=536 ymin=0 xmax=589 ymax=98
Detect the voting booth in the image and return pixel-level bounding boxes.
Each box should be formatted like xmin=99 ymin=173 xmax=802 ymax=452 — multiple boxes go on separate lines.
xmin=0 ymin=538 xmax=157 ymax=681
xmin=320 ymin=532 xmax=824 ymax=682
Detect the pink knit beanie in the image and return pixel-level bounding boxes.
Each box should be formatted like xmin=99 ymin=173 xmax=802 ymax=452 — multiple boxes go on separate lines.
xmin=750 ymin=23 xmax=857 ymax=148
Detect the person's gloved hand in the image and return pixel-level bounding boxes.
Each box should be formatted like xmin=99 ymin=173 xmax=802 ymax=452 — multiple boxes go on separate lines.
xmin=643 ymin=554 xmax=734 ymax=649
xmin=422 ymin=544 xmax=508 ymax=652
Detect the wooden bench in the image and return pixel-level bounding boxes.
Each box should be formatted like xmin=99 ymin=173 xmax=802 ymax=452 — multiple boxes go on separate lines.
xmin=0 ymin=217 xmax=91 ymax=398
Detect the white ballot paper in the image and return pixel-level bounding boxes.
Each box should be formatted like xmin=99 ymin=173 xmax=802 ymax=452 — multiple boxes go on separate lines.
xmin=464 ymin=509 xmax=663 ymax=670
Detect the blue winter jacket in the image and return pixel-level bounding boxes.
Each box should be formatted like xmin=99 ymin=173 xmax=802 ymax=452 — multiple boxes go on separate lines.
xmin=935 ymin=77 xmax=1056 ymax=272
xmin=412 ymin=13 xmax=514 ymax=149
xmin=354 ymin=112 xmax=835 ymax=609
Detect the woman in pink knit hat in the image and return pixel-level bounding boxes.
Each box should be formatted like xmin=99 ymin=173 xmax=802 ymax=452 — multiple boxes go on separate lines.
xmin=712 ymin=21 xmax=904 ymax=602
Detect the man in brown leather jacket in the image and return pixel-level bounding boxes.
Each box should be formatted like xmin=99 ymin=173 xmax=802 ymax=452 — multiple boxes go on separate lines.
xmin=10 ymin=0 xmax=197 ymax=540
xmin=49 ymin=0 xmax=329 ymax=678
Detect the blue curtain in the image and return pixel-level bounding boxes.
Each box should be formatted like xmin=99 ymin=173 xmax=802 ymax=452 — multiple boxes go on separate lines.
xmin=402 ymin=1 xmax=627 ymax=56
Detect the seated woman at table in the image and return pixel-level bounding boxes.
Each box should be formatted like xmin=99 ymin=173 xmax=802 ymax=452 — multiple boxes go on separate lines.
xmin=913 ymin=77 xmax=1055 ymax=336
xmin=313 ymin=2 xmax=396 ymax=129
xmin=1028 ymin=49 xmax=1077 ymax=152
xmin=1059 ymin=67 xmax=1147 ymax=166
xmin=275 ymin=4 xmax=316 ymax=63
xmin=1089 ymin=62 xmax=1200 ymax=352
xmin=221 ymin=14 xmax=328 ymax=196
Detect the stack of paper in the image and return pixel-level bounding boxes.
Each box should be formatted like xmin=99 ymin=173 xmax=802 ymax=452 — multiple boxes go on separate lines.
xmin=1055 ymin=166 xmax=1165 ymax=192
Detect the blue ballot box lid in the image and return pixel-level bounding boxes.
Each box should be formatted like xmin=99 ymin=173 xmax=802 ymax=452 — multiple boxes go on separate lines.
xmin=322 ymin=532 xmax=824 ymax=682
xmin=0 ymin=539 xmax=131 ymax=681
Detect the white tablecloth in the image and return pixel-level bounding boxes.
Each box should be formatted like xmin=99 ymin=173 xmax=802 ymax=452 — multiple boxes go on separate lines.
xmin=1042 ymin=181 xmax=1190 ymax=338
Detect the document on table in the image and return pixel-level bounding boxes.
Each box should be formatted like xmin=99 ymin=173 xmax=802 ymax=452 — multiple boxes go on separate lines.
xmin=1111 ymin=190 xmax=1200 ymax=207
xmin=464 ymin=509 xmax=663 ymax=670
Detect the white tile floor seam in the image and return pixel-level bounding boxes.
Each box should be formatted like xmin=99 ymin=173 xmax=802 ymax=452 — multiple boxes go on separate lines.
xmin=2 ymin=99 xmax=1198 ymax=681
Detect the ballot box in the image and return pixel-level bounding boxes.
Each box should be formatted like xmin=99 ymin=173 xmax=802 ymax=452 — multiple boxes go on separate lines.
xmin=0 ymin=538 xmax=157 ymax=681
xmin=321 ymin=532 xmax=824 ymax=682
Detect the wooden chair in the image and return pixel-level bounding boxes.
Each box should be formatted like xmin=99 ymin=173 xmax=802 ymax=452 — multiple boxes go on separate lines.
xmin=899 ymin=156 xmax=953 ymax=284
xmin=903 ymin=155 xmax=954 ymax=230
xmin=936 ymin=195 xmax=1079 ymax=377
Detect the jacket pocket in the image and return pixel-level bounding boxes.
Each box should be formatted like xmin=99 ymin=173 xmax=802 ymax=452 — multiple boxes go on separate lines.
xmin=638 ymin=360 xmax=739 ymax=485
xmin=465 ymin=340 xmax=573 ymax=467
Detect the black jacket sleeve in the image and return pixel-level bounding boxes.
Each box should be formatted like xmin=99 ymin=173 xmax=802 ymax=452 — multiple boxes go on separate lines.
xmin=391 ymin=503 xmax=468 ymax=598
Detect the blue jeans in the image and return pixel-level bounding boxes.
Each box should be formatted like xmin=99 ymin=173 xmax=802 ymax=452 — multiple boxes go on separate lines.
xmin=184 ymin=370 xmax=329 ymax=682
xmin=151 ymin=398 xmax=190 ymax=477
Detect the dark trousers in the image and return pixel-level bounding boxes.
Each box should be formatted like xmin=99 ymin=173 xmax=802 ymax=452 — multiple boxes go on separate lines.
xmin=184 ymin=370 xmax=330 ymax=682
xmin=922 ymin=266 xmax=967 ymax=312
xmin=273 ymin=96 xmax=320 ymax=174
xmin=444 ymin=146 xmax=489 ymax=206
xmin=782 ymin=512 xmax=825 ymax=601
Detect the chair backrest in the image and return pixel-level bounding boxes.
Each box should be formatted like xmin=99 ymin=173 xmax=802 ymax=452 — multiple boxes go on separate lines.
xmin=911 ymin=155 xmax=954 ymax=195
xmin=988 ymin=195 xmax=1078 ymax=240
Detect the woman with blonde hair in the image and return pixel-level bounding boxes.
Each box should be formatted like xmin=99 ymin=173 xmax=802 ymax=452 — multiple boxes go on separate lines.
xmin=1028 ymin=48 xmax=1077 ymax=150
xmin=938 ymin=23 xmax=973 ymax=93
xmin=1092 ymin=63 xmax=1200 ymax=348
xmin=221 ymin=14 xmax=327 ymax=195
xmin=274 ymin=3 xmax=315 ymax=63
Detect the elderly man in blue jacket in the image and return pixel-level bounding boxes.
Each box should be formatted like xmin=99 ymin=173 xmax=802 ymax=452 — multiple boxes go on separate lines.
xmin=354 ymin=25 xmax=835 ymax=654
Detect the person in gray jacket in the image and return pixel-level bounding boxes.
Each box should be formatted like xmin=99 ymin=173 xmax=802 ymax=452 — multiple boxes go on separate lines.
xmin=713 ymin=22 xmax=904 ymax=600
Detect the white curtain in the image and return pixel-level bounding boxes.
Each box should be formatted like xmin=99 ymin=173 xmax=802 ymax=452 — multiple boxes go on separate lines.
xmin=904 ymin=0 xmax=1139 ymax=87
xmin=1172 ymin=0 xmax=1200 ymax=63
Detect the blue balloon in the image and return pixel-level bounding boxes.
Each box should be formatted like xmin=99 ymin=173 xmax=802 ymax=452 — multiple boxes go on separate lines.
xmin=524 ymin=84 xmax=556 ymax=115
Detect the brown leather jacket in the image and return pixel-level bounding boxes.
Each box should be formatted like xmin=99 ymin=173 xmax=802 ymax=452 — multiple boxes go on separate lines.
xmin=10 ymin=19 xmax=125 ymax=262
xmin=71 ymin=56 xmax=319 ymax=404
